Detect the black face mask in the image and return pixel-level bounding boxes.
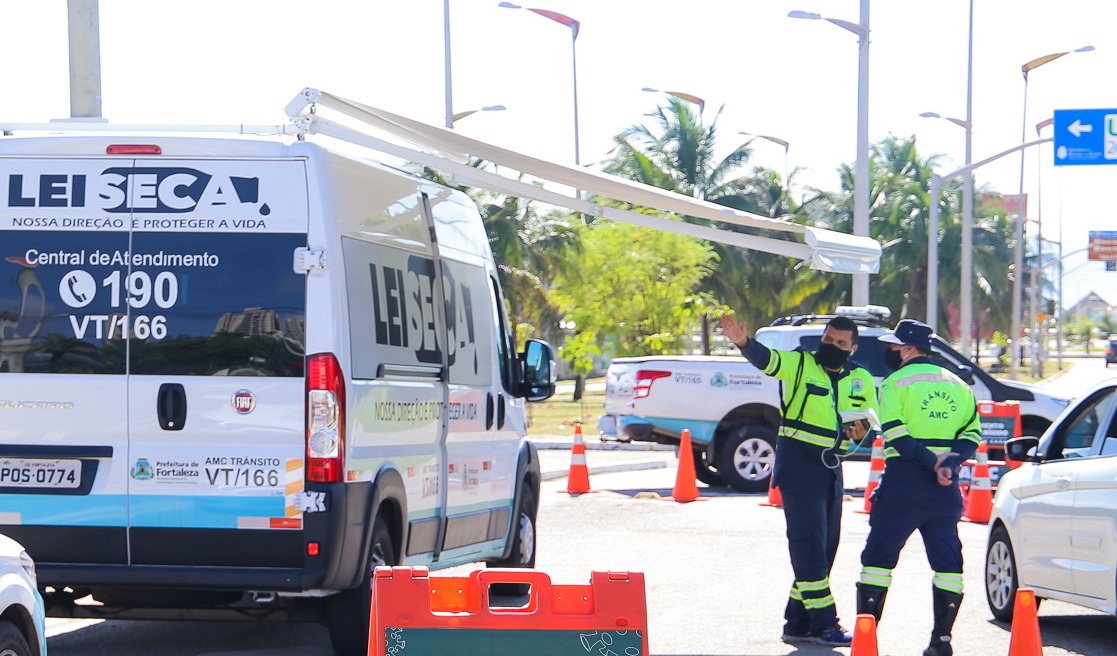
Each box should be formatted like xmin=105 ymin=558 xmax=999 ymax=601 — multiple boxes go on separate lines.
xmin=816 ymin=342 xmax=853 ymax=370
xmin=884 ymin=348 xmax=904 ymax=371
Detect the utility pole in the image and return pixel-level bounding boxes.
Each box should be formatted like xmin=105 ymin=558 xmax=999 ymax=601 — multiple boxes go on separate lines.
xmin=66 ymin=0 xmax=104 ymax=120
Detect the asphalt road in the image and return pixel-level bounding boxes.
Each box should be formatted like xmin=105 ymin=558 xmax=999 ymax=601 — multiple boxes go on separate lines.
xmin=43 ymin=356 xmax=1117 ymax=655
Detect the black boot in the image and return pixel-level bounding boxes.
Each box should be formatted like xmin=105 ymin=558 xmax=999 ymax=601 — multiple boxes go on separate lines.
xmin=923 ymin=587 xmax=963 ymax=656
xmin=856 ymin=583 xmax=888 ymax=622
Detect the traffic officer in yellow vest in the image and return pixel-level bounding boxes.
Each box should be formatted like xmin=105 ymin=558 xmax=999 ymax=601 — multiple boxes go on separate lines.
xmin=722 ymin=313 xmax=877 ymax=647
xmin=857 ymin=319 xmax=982 ymax=656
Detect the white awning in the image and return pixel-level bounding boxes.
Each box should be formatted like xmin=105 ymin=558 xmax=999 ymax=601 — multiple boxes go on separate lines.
xmin=285 ymin=88 xmax=880 ymax=274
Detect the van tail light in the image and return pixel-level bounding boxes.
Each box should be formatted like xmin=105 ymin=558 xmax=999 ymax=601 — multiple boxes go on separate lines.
xmin=306 ymin=353 xmax=346 ymax=483
xmin=634 ymin=370 xmax=671 ymax=399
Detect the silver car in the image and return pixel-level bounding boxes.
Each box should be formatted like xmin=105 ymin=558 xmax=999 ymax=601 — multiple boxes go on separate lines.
xmin=985 ymin=379 xmax=1117 ymax=620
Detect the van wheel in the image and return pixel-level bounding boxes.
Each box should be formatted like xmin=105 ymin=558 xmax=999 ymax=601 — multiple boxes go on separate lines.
xmin=327 ymin=515 xmax=397 ymax=656
xmin=693 ymin=446 xmax=724 ymax=486
xmin=487 ymin=484 xmax=537 ymax=596
xmin=717 ymin=426 xmax=777 ymax=493
xmin=0 ymin=620 xmax=32 ymax=656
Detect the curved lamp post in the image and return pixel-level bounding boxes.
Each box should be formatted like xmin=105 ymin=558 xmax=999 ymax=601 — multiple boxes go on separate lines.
xmin=451 ymin=105 xmax=506 ymax=124
xmin=499 ymin=2 xmax=581 ymax=166
xmin=1009 ymin=45 xmax=1094 ymax=378
xmin=739 ymin=131 xmax=791 ymax=210
xmin=790 ymin=1 xmax=870 ymax=306
xmin=641 ymin=87 xmax=706 ymax=114
xmin=919 ymin=111 xmax=972 ymax=341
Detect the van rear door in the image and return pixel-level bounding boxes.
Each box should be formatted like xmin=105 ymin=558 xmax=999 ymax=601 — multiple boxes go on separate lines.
xmin=122 ymin=158 xmax=310 ymax=568
xmin=0 ymin=158 xmax=132 ymax=565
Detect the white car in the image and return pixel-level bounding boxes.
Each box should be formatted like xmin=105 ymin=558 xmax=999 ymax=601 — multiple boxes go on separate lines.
xmin=985 ymin=379 xmax=1117 ymax=621
xmin=0 ymin=534 xmax=47 ymax=656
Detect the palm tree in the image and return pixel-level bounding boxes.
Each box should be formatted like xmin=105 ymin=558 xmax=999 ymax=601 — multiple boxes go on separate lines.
xmin=602 ymin=98 xmax=801 ymax=332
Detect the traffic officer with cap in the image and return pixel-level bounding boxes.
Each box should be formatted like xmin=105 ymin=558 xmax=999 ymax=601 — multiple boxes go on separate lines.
xmin=856 ymin=319 xmax=982 ymax=656
xmin=722 ymin=313 xmax=877 ymax=647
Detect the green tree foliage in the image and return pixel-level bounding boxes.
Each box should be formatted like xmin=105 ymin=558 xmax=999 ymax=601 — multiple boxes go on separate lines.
xmin=549 ymin=220 xmax=720 ymax=357
xmin=602 ymin=98 xmax=808 ymax=330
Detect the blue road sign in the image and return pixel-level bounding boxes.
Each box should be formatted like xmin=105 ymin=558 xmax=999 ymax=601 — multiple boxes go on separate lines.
xmin=1054 ymin=109 xmax=1117 ymax=166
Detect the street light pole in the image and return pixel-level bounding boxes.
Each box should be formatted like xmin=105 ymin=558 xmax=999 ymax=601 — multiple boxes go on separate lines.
xmin=499 ymin=2 xmax=581 ymax=166
xmin=962 ymin=0 xmax=974 ymax=357
xmin=790 ymin=2 xmax=871 ymax=305
xmin=1010 ymin=45 xmax=1094 ymax=379
xmin=919 ymin=112 xmax=971 ymax=335
xmin=443 ymin=0 xmax=453 ymax=128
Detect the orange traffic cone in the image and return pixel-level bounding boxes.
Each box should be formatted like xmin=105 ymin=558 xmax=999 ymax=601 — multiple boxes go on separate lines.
xmin=975 ymin=439 xmax=989 ymax=465
xmin=856 ymin=435 xmax=885 ymax=514
xmin=1008 ymin=587 xmax=1043 ymax=656
xmin=963 ymin=450 xmax=993 ymax=524
xmin=759 ymin=474 xmax=782 ymax=508
xmin=850 ymin=613 xmax=879 ymax=656
xmin=565 ymin=424 xmax=592 ymax=495
xmin=669 ymin=429 xmax=703 ymax=502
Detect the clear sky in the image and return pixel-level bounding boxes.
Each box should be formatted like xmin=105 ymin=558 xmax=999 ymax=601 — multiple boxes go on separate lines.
xmin=4 ymin=0 xmax=1115 ymax=311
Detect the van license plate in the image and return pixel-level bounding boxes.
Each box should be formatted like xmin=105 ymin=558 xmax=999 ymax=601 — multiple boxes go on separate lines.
xmin=0 ymin=459 xmax=82 ymax=488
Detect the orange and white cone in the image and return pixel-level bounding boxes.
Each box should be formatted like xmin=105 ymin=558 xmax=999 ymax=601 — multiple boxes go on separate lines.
xmin=1008 ymin=587 xmax=1043 ymax=656
xmin=565 ymin=424 xmax=592 ymax=495
xmin=963 ymin=444 xmax=993 ymax=524
xmin=669 ymin=429 xmax=704 ymax=502
xmin=850 ymin=613 xmax=879 ymax=656
xmin=759 ymin=474 xmax=782 ymax=508
xmin=856 ymin=435 xmax=885 ymax=514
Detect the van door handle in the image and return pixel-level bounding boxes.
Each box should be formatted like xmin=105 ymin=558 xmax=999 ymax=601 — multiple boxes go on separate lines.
xmin=497 ymin=394 xmax=506 ymax=430
xmin=485 ymin=393 xmax=495 ymax=430
xmin=157 ymin=383 xmax=187 ymax=431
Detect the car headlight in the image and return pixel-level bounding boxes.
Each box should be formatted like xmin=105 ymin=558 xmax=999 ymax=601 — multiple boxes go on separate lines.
xmin=19 ymin=550 xmax=36 ymax=588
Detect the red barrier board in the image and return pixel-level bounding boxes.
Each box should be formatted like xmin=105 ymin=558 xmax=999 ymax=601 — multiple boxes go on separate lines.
xmin=977 ymin=400 xmax=1022 ymax=450
xmin=369 ymin=567 xmax=648 ymax=656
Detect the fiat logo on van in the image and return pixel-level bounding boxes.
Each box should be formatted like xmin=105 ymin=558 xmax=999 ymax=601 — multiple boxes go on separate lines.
xmin=232 ymin=390 xmax=256 ymax=415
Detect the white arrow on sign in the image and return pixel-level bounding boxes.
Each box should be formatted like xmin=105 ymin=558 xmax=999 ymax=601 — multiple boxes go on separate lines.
xmin=1068 ymin=118 xmax=1094 ymax=138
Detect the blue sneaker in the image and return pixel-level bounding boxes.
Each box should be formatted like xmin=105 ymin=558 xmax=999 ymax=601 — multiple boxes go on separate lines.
xmin=812 ymin=624 xmax=853 ymax=647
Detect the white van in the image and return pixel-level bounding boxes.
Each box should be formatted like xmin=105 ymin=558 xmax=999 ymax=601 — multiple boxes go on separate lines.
xmin=0 ymin=129 xmax=555 ymax=655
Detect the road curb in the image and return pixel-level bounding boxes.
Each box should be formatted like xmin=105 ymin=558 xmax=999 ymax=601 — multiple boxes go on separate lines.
xmin=531 ymin=438 xmax=675 ymax=452
xmin=541 ymin=459 xmax=670 ymax=481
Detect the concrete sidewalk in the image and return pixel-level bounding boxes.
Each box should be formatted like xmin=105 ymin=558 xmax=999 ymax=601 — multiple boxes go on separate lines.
xmin=530 ymin=434 xmax=674 ymax=481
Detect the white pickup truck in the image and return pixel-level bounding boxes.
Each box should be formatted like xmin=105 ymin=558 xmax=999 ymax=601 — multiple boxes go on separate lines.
xmin=600 ymin=309 xmax=1072 ymax=492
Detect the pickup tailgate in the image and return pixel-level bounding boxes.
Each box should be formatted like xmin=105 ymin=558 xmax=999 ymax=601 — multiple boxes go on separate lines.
xmin=602 ymin=356 xmax=776 ymax=446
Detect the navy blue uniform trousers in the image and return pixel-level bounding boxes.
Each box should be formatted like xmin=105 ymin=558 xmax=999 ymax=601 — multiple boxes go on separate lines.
xmin=776 ymin=437 xmax=844 ymax=634
xmin=860 ymin=461 xmax=965 ymax=577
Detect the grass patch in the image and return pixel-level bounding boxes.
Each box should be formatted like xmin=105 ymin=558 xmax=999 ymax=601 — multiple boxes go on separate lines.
xmin=526 ymin=379 xmax=606 ymax=438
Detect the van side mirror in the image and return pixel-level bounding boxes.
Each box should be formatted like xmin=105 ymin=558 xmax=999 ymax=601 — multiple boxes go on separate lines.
xmin=955 ymin=364 xmax=975 ymax=385
xmin=1005 ymin=436 xmax=1040 ymax=463
xmin=518 ymin=338 xmax=556 ymax=402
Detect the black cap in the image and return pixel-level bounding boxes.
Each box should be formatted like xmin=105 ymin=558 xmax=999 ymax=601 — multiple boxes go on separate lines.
xmin=878 ymin=319 xmax=934 ymax=351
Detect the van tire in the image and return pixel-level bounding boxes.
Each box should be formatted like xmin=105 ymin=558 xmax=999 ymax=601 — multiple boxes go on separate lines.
xmin=717 ymin=425 xmax=777 ymax=493
xmin=326 ymin=515 xmax=397 ymax=656
xmin=0 ymin=620 xmax=31 ymax=656
xmin=487 ymin=484 xmax=537 ymax=596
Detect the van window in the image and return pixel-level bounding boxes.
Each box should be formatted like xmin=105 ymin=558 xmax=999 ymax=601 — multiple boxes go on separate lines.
xmin=128 ymin=232 xmax=306 ymax=377
xmin=442 ymin=259 xmax=492 ymax=387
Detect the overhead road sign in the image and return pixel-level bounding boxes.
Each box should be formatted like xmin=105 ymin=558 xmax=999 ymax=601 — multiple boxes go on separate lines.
xmin=1089 ymin=231 xmax=1117 ymax=261
xmin=1054 ymin=109 xmax=1117 ymax=166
